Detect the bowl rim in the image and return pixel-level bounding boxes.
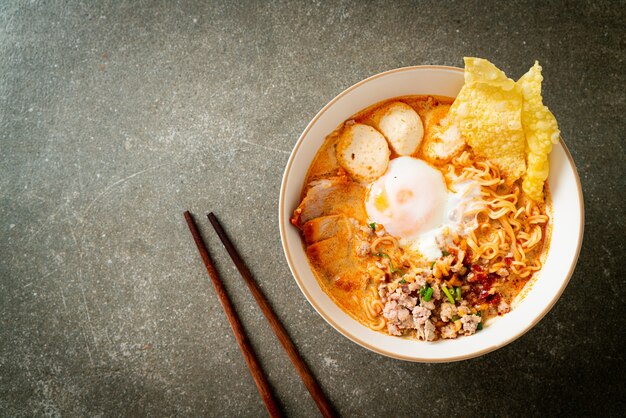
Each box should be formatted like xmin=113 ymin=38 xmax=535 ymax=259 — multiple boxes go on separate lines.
xmin=279 ymin=65 xmax=584 ymax=362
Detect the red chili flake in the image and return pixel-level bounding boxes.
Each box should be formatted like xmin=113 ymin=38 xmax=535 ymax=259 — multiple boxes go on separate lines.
xmin=479 ymin=274 xmax=498 ymax=289
xmin=472 ymin=265 xmax=483 ymax=273
xmin=486 ymin=293 xmax=501 ymax=306
xmin=504 ymin=257 xmax=513 ymax=266
xmin=471 ymin=268 xmax=489 ymax=285
xmin=474 ymin=273 xmax=499 ymax=301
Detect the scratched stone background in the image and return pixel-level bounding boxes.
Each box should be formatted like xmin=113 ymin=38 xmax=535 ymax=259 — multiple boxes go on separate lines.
xmin=1 ymin=1 xmax=624 ymax=417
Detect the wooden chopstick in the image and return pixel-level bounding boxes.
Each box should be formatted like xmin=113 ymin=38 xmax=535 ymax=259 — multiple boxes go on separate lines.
xmin=183 ymin=211 xmax=283 ymax=418
xmin=207 ymin=212 xmax=337 ymax=418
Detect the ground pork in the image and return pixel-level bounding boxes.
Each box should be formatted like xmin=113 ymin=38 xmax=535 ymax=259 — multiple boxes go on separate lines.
xmin=457 ymin=305 xmax=472 ymax=317
xmin=414 ymin=274 xmax=427 ymax=288
xmin=420 ymin=299 xmax=435 ymax=310
xmin=461 ymin=314 xmax=481 ymax=335
xmin=383 ymin=288 xmax=418 ymax=333
xmin=397 ymin=307 xmax=411 ymax=322
xmin=388 ymin=289 xmax=417 ymax=310
xmin=431 ymin=283 xmax=442 ymax=301
xmin=356 ymin=241 xmax=371 ymax=257
xmin=416 ymin=319 xmax=436 ymax=341
xmin=382 ymin=301 xmax=400 ymax=321
xmin=408 ymin=280 xmax=420 ymax=292
xmin=412 ymin=306 xmax=431 ymax=325
xmin=497 ymin=300 xmax=511 ymax=315
xmin=387 ymin=323 xmax=401 ymax=336
xmin=440 ymin=323 xmax=458 ymax=339
xmin=440 ymin=302 xmax=458 ymax=322
xmin=380 ymin=272 xmax=485 ymax=340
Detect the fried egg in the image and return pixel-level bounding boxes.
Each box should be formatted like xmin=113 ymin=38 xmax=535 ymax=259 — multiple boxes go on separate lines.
xmin=365 ymin=156 xmax=483 ymax=259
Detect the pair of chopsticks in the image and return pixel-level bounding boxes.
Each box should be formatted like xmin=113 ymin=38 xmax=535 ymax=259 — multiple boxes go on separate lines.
xmin=184 ymin=211 xmax=336 ymax=418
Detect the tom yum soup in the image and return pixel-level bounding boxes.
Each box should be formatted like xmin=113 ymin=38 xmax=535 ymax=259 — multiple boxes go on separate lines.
xmin=291 ymin=58 xmax=561 ymax=341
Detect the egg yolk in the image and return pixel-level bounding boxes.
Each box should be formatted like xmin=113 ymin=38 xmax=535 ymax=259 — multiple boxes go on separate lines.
xmin=396 ymin=189 xmax=414 ymax=204
xmin=374 ymin=190 xmax=389 ymax=212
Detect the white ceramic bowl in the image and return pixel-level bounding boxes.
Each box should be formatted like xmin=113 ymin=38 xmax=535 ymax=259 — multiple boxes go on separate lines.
xmin=279 ymin=66 xmax=584 ymax=362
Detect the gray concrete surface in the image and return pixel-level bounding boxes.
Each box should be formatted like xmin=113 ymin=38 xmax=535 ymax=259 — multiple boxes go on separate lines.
xmin=1 ymin=1 xmax=624 ymax=416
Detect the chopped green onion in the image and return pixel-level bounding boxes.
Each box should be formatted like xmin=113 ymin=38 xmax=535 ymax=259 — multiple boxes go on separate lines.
xmin=431 ymin=261 xmax=436 ymax=269
xmin=442 ymin=250 xmax=450 ymax=256
xmin=477 ymin=322 xmax=483 ymax=331
xmin=369 ymin=222 xmax=377 ymax=231
xmin=399 ymin=278 xmax=407 ymax=284
xmin=419 ymin=287 xmax=426 ymax=297
xmin=455 ymin=287 xmax=462 ymax=301
xmin=451 ymin=315 xmax=460 ymax=322
xmin=423 ymin=287 xmax=434 ymax=302
xmin=477 ymin=311 xmax=483 ymax=330
xmin=441 ymin=285 xmax=455 ymax=304
xmin=477 ymin=311 xmax=482 ymax=317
